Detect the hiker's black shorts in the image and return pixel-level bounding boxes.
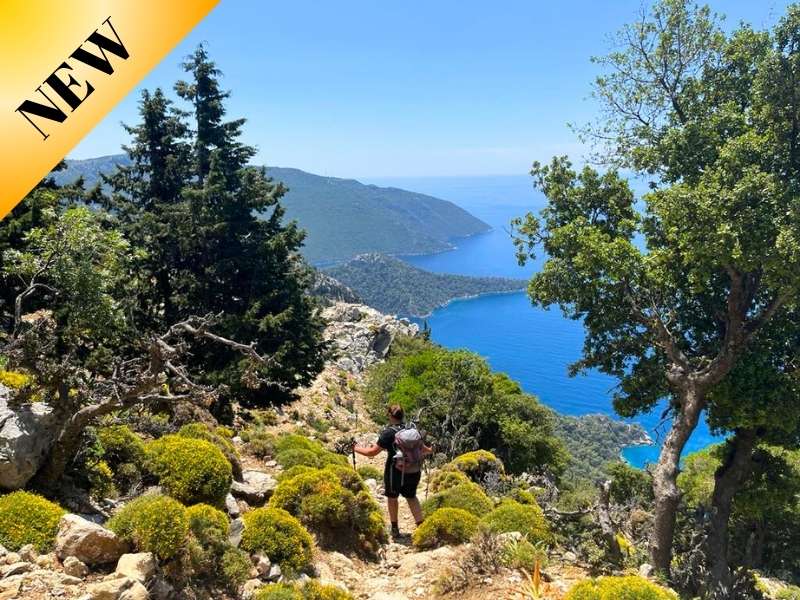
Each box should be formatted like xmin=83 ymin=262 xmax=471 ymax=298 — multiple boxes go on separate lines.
xmin=384 ymin=467 xmax=421 ymax=499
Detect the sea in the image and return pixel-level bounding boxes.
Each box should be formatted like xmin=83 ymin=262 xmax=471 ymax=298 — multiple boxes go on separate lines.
xmin=365 ymin=174 xmax=721 ymax=469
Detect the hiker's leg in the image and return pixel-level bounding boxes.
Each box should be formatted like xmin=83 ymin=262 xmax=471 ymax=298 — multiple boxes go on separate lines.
xmin=406 ymin=496 xmax=423 ymax=525
xmin=387 ymin=496 xmax=399 ymax=523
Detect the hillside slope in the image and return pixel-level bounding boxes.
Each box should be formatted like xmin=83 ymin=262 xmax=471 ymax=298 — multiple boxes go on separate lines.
xmin=55 ymin=156 xmax=490 ymax=264
xmin=325 ymin=253 xmax=525 ymax=317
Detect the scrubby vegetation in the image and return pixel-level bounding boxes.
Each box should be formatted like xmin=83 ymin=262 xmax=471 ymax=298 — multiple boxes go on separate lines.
xmin=565 ymin=576 xmax=677 ymax=599
xmin=482 ymin=499 xmax=551 ymax=545
xmin=254 ymin=581 xmax=355 ymax=600
xmin=240 ymin=507 xmax=314 ymax=572
xmin=421 ymin=481 xmax=494 ymax=517
xmin=146 ymin=435 xmax=233 ymax=507
xmin=0 ymin=491 xmax=65 ymax=552
xmin=274 ymin=434 xmax=347 ymax=470
xmin=269 ymin=466 xmax=386 ymax=552
xmin=108 ymin=494 xmax=189 ymax=560
xmin=412 ymin=507 xmax=481 ymax=549
xmin=364 ymin=338 xmax=568 ymax=476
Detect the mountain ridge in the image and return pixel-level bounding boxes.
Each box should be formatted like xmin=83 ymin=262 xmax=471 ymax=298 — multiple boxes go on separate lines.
xmin=55 ymin=155 xmax=491 ymax=264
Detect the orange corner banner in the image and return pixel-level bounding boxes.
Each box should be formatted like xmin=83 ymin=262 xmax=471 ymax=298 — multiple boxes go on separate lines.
xmin=0 ymin=0 xmax=220 ymax=219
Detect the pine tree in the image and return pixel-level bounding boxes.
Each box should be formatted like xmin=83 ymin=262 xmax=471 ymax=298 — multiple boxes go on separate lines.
xmin=172 ymin=45 xmax=328 ymax=402
xmin=105 ymin=88 xmax=191 ymax=327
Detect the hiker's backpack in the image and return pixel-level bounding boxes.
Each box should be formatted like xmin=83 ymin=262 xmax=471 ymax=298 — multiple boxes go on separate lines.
xmin=392 ymin=423 xmax=424 ymax=474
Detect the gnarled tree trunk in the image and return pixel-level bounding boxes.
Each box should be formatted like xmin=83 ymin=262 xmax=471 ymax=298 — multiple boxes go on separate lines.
xmin=650 ymin=384 xmax=705 ymax=575
xmin=706 ymin=428 xmax=757 ymax=597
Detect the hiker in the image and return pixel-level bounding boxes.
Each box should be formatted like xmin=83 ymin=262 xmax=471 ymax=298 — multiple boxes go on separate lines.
xmin=354 ymin=404 xmax=432 ymax=538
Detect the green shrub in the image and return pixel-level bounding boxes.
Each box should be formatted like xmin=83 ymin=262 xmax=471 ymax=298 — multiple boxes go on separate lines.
xmin=241 ymin=507 xmax=314 ymax=572
xmin=444 ymin=450 xmax=505 ymax=482
xmin=220 ymin=546 xmax=252 ymax=590
xmin=0 ymin=491 xmax=65 ymax=552
xmin=269 ymin=469 xmax=386 ymax=551
xmin=86 ymin=459 xmax=117 ymax=500
xmin=98 ymin=424 xmax=146 ymax=466
xmin=186 ymin=503 xmax=229 ymax=538
xmin=482 ymin=499 xmax=551 ymax=544
xmin=146 ymin=435 xmax=232 ymax=506
xmin=277 ymin=465 xmax=318 ymax=482
xmin=428 ymin=470 xmax=470 ymax=494
xmin=422 ymin=482 xmax=493 ymax=517
xmin=412 ymin=508 xmax=481 ymax=549
xmin=506 ymin=487 xmax=539 ymax=505
xmin=274 ymin=434 xmax=347 ymax=469
xmin=777 ymin=587 xmax=800 ymax=600
xmin=254 ymin=584 xmax=302 ymax=600
xmin=254 ymin=581 xmax=355 ymax=600
xmin=356 ymin=465 xmax=382 ymax=481
xmin=107 ymin=494 xmax=189 ymax=559
xmin=501 ymin=535 xmax=545 ymax=571
xmin=565 ymin=576 xmax=677 ymax=600
xmin=323 ymin=464 xmax=366 ymax=493
xmin=178 ymin=423 xmax=241 ymax=476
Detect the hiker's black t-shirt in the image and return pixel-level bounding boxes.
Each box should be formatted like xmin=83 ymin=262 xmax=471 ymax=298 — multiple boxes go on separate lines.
xmin=377 ymin=425 xmax=400 ymax=475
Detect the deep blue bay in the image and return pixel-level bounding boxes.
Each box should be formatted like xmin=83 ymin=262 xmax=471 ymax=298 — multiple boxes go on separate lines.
xmin=365 ymin=174 xmax=721 ymax=468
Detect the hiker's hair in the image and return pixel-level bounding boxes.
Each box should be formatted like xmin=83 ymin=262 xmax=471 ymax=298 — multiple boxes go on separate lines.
xmin=388 ymin=404 xmax=404 ymax=421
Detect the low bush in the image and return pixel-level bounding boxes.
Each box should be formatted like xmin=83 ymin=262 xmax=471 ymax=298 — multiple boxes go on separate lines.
xmin=428 ymin=470 xmax=471 ymax=494
xmin=0 ymin=491 xmax=65 ymax=551
xmin=444 ymin=450 xmax=505 ymax=483
xmin=254 ymin=581 xmax=354 ymax=600
xmin=146 ymin=435 xmax=232 ymax=506
xmin=777 ymin=586 xmax=800 ymax=600
xmin=565 ymin=576 xmax=677 ymax=600
xmin=269 ymin=468 xmax=386 ymax=552
xmin=240 ymin=507 xmax=314 ymax=572
xmin=482 ymin=499 xmax=551 ymax=544
xmin=86 ymin=459 xmax=116 ymax=500
xmin=277 ymin=465 xmax=318 ymax=482
xmin=186 ymin=503 xmax=229 ymax=538
xmin=274 ymin=434 xmax=347 ymax=470
xmin=412 ymin=508 xmax=481 ymax=549
xmin=356 ymin=465 xmax=382 ymax=481
xmin=506 ymin=487 xmax=539 ymax=505
xmin=97 ymin=424 xmax=146 ymax=491
xmin=178 ymin=423 xmax=241 ymax=473
xmin=500 ymin=535 xmax=546 ymax=571
xmin=107 ymin=494 xmax=189 ymax=560
xmin=323 ymin=464 xmax=366 ymax=493
xmin=422 ymin=482 xmax=493 ymax=517
xmin=220 ymin=546 xmax=252 ymax=590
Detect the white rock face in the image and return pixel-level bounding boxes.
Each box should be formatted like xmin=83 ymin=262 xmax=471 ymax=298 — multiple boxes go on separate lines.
xmin=55 ymin=514 xmax=130 ymax=566
xmin=0 ymin=384 xmax=59 ymax=490
xmin=230 ymin=470 xmax=277 ymax=505
xmin=322 ymin=303 xmax=419 ymax=373
xmin=115 ymin=553 xmax=156 ymax=584
xmin=63 ymin=556 xmax=89 ymax=578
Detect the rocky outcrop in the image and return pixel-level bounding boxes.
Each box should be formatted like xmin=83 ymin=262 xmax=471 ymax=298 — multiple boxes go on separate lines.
xmin=322 ymin=303 xmax=418 ymax=373
xmin=55 ymin=514 xmax=129 ymax=566
xmin=0 ymin=384 xmax=59 ymax=490
xmin=310 ymin=272 xmax=361 ymax=305
xmin=115 ymin=553 xmax=156 ymax=585
xmin=230 ymin=470 xmax=277 ymax=506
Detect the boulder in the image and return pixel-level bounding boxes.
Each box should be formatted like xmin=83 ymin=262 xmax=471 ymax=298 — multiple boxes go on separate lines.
xmin=230 ymin=470 xmax=277 ymax=505
xmin=17 ymin=545 xmax=36 ymax=563
xmin=115 ymin=553 xmax=156 ymax=584
xmin=240 ymin=578 xmax=263 ymax=600
xmin=224 ymin=493 xmax=241 ymax=518
xmin=253 ymin=554 xmax=271 ymax=579
xmin=86 ymin=577 xmax=149 ymax=600
xmin=0 ymin=384 xmax=59 ymax=490
xmin=55 ymin=514 xmax=129 ymax=566
xmin=266 ymin=563 xmax=281 ymax=582
xmin=228 ymin=517 xmax=244 ymax=547
xmin=63 ymin=556 xmax=89 ymax=579
xmin=0 ymin=562 xmax=31 ymax=578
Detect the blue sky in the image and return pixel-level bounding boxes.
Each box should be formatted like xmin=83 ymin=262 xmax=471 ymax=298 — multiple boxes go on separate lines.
xmin=71 ymin=0 xmax=791 ymax=178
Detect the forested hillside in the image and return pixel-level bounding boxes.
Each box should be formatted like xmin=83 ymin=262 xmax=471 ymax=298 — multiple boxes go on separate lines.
xmin=325 ymin=253 xmax=525 ymax=316
xmin=56 ymin=156 xmax=490 ymax=264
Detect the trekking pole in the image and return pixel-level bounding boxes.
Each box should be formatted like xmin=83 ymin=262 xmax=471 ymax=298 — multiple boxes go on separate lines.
xmin=351 ymin=441 xmax=357 ymax=471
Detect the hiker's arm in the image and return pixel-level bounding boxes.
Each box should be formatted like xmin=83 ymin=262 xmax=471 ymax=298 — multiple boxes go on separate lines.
xmin=422 ymin=444 xmax=434 ymax=456
xmin=354 ymin=443 xmax=382 ymax=458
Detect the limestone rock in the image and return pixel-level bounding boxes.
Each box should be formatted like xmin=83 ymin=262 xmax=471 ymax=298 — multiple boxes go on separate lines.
xmin=322 ymin=303 xmax=418 ymax=374
xmin=240 ymin=578 xmax=263 ymax=600
xmin=87 ymin=576 xmax=149 ymax=600
xmin=267 ymin=563 xmax=281 ymax=582
xmin=228 ymin=517 xmax=244 ymax=547
xmin=55 ymin=514 xmax=129 ymax=566
xmin=115 ymin=553 xmax=156 ymax=584
xmin=253 ymin=554 xmax=271 ymax=579
xmin=639 ymin=562 xmax=655 ymax=578
xmin=17 ymin=544 xmax=36 ymax=563
xmin=230 ymin=470 xmax=277 ymax=505
xmin=1 ymin=562 xmax=31 ymax=578
xmin=63 ymin=556 xmax=89 ymax=579
xmin=0 ymin=385 xmax=59 ymax=490
xmin=225 ymin=493 xmax=241 ymax=518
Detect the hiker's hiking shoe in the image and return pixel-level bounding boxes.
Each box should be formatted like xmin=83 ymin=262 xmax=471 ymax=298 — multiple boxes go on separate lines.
xmin=390 ymin=527 xmax=402 ymax=540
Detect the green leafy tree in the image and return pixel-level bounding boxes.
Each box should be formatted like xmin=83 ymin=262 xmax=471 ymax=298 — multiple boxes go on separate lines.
xmin=513 ymin=0 xmax=800 ymax=574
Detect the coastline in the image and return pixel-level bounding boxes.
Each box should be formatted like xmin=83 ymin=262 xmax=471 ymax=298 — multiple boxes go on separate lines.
xmin=406 ymin=287 xmax=526 ymax=320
